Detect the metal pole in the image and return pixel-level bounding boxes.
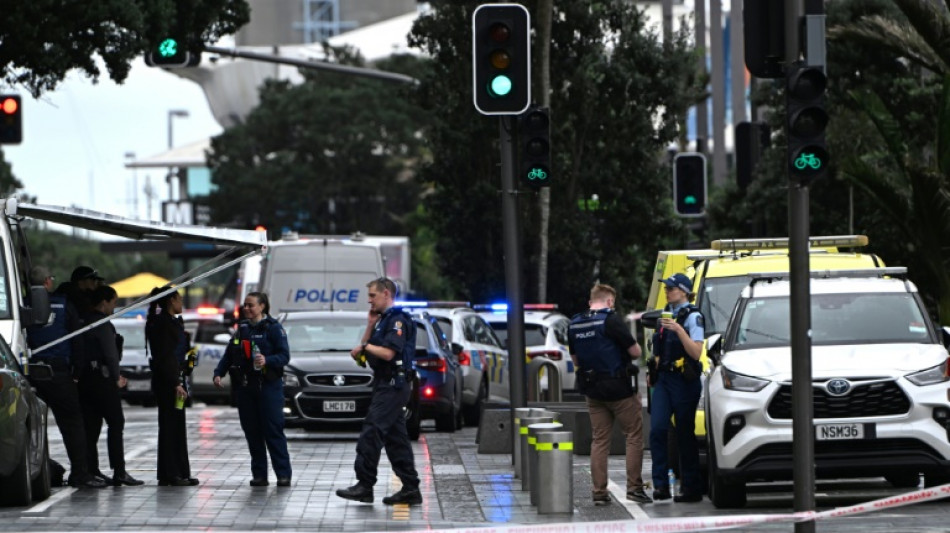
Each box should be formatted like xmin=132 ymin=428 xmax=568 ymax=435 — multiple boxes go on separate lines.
xmin=730 ymin=0 xmax=746 ymax=125
xmin=500 ymin=117 xmax=527 ymax=460
xmin=785 ymin=0 xmax=814 ymax=531
xmin=710 ymin=0 xmax=727 ymax=185
xmin=662 ymin=0 xmax=673 ymax=46
xmin=696 ymin=0 xmax=708 ymax=153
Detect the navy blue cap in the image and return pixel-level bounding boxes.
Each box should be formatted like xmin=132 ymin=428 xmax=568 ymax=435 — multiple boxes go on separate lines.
xmin=660 ymin=273 xmax=693 ymax=293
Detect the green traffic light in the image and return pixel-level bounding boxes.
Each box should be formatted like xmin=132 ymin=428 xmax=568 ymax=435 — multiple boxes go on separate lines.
xmin=490 ymin=75 xmax=512 ymax=97
xmin=158 ymin=38 xmax=179 ymax=58
xmin=684 ymin=195 xmax=697 ymax=205
xmin=527 ymin=167 xmax=548 ymax=181
xmin=794 ymin=152 xmax=822 ymax=170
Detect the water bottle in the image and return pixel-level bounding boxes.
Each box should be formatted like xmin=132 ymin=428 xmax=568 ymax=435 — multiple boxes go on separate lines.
xmin=667 ymin=468 xmax=677 ymax=492
xmin=252 ymin=342 xmax=264 ymax=371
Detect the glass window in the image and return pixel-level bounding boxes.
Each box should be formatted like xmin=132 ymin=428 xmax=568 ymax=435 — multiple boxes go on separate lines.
xmin=699 ymin=276 xmax=751 ymax=336
xmin=553 ymin=319 xmax=570 ymax=345
xmin=114 ymin=322 xmax=148 ymax=349
xmin=415 ymin=323 xmax=428 ymax=350
xmin=0 ymin=333 xmax=16 ymax=368
xmin=196 ymin=322 xmax=230 ymax=343
xmin=283 ymin=317 xmax=366 ymax=352
xmin=0 ymin=241 xmax=11 ymax=320
xmin=435 ymin=317 xmax=454 ymax=343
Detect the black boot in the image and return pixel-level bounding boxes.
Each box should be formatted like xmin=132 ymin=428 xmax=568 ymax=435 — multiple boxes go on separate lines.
xmin=382 ymin=486 xmax=422 ymax=505
xmin=336 ymin=483 xmax=373 ymax=503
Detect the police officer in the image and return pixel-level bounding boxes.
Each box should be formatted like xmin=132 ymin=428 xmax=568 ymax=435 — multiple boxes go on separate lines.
xmin=568 ymin=283 xmax=651 ymax=506
xmin=336 ymin=277 xmax=421 ymax=506
xmin=213 ymin=292 xmax=292 ymax=487
xmin=67 ymin=265 xmax=102 ymax=317
xmin=25 ymin=266 xmax=107 ymax=489
xmin=78 ymin=285 xmax=143 ymax=486
xmin=650 ymin=273 xmax=704 ymax=503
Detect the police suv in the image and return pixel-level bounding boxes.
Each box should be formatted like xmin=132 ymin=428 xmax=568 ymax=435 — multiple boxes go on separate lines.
xmin=704 ymin=267 xmax=950 ymax=508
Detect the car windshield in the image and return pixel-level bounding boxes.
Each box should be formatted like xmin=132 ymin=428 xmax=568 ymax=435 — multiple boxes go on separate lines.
xmin=283 ymin=316 xmax=366 ymax=351
xmin=114 ymin=323 xmax=147 ymax=349
xmin=485 ymin=322 xmax=546 ymax=346
xmin=734 ymin=292 xmax=931 ymax=348
xmin=698 ymin=276 xmax=750 ymax=336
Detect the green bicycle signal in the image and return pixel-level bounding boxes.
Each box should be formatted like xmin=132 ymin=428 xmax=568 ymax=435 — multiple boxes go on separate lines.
xmin=527 ymin=167 xmax=548 ymax=181
xmin=158 ymin=38 xmax=179 ymax=58
xmin=794 ymin=152 xmax=822 ymax=170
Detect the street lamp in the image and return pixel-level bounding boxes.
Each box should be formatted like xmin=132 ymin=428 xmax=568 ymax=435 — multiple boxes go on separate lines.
xmin=124 ymin=151 xmax=138 ymax=219
xmin=167 ymin=109 xmax=189 ymax=149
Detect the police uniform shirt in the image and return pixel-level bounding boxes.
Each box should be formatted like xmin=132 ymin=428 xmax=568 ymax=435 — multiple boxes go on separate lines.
xmin=367 ymin=307 xmax=409 ymax=370
xmin=668 ymin=301 xmax=705 ymax=342
xmin=568 ymin=309 xmax=638 ymax=356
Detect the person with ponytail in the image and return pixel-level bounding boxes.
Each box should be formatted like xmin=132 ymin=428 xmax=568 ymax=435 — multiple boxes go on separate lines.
xmin=145 ymin=286 xmax=198 ymax=486
xmin=214 ymin=292 xmax=292 ymax=487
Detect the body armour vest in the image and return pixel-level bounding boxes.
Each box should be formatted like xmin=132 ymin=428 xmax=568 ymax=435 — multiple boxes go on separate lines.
xmin=569 ymin=309 xmax=627 ymax=375
xmin=26 ymin=292 xmax=71 ymax=361
xmin=653 ymin=304 xmax=700 ymax=367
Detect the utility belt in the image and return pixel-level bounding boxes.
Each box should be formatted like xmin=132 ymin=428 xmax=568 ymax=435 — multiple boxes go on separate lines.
xmin=29 ymin=356 xmax=70 ymax=375
xmin=374 ymin=367 xmax=414 ymax=388
xmin=84 ymin=360 xmax=113 ymax=380
xmin=576 ymin=367 xmax=635 ymax=401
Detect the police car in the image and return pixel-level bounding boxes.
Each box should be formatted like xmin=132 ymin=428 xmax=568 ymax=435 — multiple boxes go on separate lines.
xmin=401 ymin=302 xmax=508 ymax=426
xmin=476 ymin=303 xmax=575 ymax=391
xmin=182 ymin=307 xmax=232 ymax=403
xmin=704 ymin=267 xmax=950 ymax=508
xmin=114 ymin=316 xmax=153 ymax=405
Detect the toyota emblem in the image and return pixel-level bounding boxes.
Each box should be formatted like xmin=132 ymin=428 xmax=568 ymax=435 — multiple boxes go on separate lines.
xmin=333 ymin=375 xmax=346 ymax=387
xmin=826 ymin=378 xmax=851 ymax=396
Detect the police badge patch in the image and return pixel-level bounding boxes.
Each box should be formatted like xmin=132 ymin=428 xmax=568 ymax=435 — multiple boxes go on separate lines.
xmin=394 ymin=320 xmax=403 ymax=336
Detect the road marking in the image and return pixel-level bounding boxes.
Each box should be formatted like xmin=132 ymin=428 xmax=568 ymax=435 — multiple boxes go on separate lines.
xmin=23 ymin=487 xmax=76 ymax=514
xmin=608 ymin=479 xmax=650 ymax=520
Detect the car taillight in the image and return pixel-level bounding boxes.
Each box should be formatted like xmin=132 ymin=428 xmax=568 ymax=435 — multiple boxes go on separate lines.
xmin=416 ymin=358 xmax=446 ymax=372
xmin=458 ymin=351 xmax=472 ymax=366
xmin=423 ymin=386 xmax=435 ymax=398
xmin=528 ymin=350 xmax=562 ymax=361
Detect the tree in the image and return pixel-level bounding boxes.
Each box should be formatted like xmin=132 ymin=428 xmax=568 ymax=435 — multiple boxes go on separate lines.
xmin=0 ymin=0 xmax=249 ymax=96
xmin=408 ymin=0 xmax=704 ymax=312
xmin=206 ymin=48 xmax=430 ymax=239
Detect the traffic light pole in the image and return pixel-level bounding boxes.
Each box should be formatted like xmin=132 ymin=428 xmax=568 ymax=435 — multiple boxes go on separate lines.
xmin=786 ymin=0 xmax=815 ymax=531
xmin=500 ymin=116 xmax=527 ymax=418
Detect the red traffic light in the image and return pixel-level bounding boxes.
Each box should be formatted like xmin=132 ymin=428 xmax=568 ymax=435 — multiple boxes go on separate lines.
xmin=1 ymin=98 xmax=18 ymax=115
xmin=0 ymin=94 xmax=22 ymax=144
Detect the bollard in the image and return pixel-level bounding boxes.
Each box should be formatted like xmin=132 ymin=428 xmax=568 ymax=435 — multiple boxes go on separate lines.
xmin=527 ymin=422 xmax=563 ymax=505
xmin=519 ymin=415 xmax=554 ymax=490
xmin=536 ymin=430 xmax=574 ymax=514
xmin=513 ymin=407 xmax=536 ymax=479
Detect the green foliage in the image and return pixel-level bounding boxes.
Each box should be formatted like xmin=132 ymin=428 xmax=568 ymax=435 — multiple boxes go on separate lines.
xmin=408 ymin=0 xmax=704 ymax=313
xmin=206 ymin=48 xmax=430 ymax=242
xmin=0 ymin=0 xmax=249 ymax=96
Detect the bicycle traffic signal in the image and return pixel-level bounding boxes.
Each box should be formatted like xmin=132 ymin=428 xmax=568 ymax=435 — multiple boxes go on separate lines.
xmin=472 ymin=4 xmax=531 ymax=115
xmin=786 ymin=65 xmax=828 ymax=182
xmin=519 ymin=107 xmax=550 ymax=187
xmin=146 ymin=36 xmax=200 ymax=68
xmin=0 ymin=95 xmax=22 ymax=144
xmin=673 ymin=153 xmax=707 ymax=217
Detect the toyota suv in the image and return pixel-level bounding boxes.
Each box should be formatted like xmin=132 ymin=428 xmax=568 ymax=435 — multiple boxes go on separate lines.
xmin=704 ymin=267 xmax=950 ymax=508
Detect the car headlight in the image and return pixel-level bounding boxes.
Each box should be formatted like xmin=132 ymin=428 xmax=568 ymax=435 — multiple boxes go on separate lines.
xmin=721 ymin=367 xmax=769 ymax=392
xmin=283 ymin=373 xmax=300 ymax=387
xmin=905 ymin=363 xmax=950 ymax=386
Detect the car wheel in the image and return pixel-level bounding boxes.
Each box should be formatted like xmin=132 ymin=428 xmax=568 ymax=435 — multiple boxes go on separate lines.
xmin=707 ymin=433 xmax=746 ymax=508
xmin=0 ymin=439 xmax=33 ymax=507
xmin=885 ymin=472 xmax=921 ymax=488
xmin=462 ymin=378 xmax=488 ymax=427
xmin=31 ymin=435 xmax=51 ymax=502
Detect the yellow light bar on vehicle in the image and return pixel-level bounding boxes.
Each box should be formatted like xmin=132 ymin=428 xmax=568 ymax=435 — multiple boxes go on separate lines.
xmin=711 ymin=235 xmax=868 ymax=251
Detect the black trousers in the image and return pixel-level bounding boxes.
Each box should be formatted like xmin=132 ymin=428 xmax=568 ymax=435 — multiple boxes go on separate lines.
xmin=30 ymin=369 xmax=90 ymax=481
xmin=153 ymin=379 xmax=191 ymax=481
xmin=354 ymin=383 xmax=418 ymax=489
xmin=78 ymin=372 xmax=126 ymax=473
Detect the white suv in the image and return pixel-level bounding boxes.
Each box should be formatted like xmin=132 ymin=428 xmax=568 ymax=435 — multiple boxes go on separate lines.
xmin=705 ymin=268 xmax=950 ymax=508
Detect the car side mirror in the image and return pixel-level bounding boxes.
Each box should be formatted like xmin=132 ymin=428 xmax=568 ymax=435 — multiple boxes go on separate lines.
xmin=20 ymin=286 xmax=51 ymax=328
xmin=706 ymin=333 xmax=722 ymax=365
xmin=942 ymin=327 xmax=950 ymax=350
xmin=213 ymin=333 xmax=232 ymax=344
xmin=28 ymin=362 xmax=54 ymax=382
xmin=451 ymin=343 xmax=463 ymax=356
xmin=640 ymin=309 xmax=662 ymax=330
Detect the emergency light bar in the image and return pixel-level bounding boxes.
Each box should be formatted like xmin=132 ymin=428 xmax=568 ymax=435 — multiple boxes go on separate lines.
xmin=472 ymin=303 xmax=558 ymax=312
xmin=196 ymin=305 xmax=225 ymax=316
xmin=712 ymin=235 xmax=868 ymax=252
xmin=395 ymin=300 xmax=471 ymax=308
xmin=746 ymin=266 xmax=906 ymax=285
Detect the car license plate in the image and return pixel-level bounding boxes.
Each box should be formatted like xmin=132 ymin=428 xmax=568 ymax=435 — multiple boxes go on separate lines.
xmin=126 ymin=379 xmax=151 ymax=392
xmin=324 ymin=400 xmax=356 ymax=413
xmin=816 ymin=423 xmax=864 ymax=440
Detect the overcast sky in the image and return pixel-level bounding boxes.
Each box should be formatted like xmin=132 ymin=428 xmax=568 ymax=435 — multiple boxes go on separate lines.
xmin=4 ymin=59 xmax=222 ymax=221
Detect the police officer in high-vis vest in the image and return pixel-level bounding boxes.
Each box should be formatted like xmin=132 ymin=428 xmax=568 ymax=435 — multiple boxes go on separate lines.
xmin=569 ymin=283 xmax=651 ymax=506
xmin=25 ymin=266 xmax=107 ymax=489
xmin=650 ymin=273 xmax=704 ymax=503
xmin=214 ymin=292 xmax=292 ymax=487
xmin=336 ymin=277 xmax=422 ymax=506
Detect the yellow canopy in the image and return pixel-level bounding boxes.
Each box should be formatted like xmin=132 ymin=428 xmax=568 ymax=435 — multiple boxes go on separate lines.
xmin=111 ymin=272 xmax=171 ymax=298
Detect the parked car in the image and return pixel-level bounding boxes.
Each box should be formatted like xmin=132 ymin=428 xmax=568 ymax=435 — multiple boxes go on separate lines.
xmin=278 ymin=311 xmax=421 ymax=439
xmin=182 ymin=308 xmax=231 ymax=403
xmin=114 ymin=316 xmax=153 ymax=406
xmin=411 ymin=305 xmax=508 ymax=426
xmin=408 ymin=310 xmax=464 ymax=432
xmin=477 ymin=303 xmax=575 ymax=392
xmin=0 ymin=334 xmax=52 ymax=506
xmin=705 ymin=267 xmax=950 ymax=508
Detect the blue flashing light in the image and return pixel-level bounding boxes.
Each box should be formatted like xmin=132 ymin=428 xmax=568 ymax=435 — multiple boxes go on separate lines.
xmin=490 ymin=303 xmax=508 ymax=311
xmin=395 ymin=300 xmax=429 ymax=307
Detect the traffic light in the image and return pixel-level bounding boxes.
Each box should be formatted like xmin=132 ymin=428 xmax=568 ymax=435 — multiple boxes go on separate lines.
xmin=786 ymin=65 xmax=828 ymax=182
xmin=145 ymin=37 xmax=199 ymax=68
xmin=472 ymin=4 xmax=531 ymax=116
xmin=743 ymin=0 xmax=785 ymax=78
xmin=673 ymin=153 xmax=707 ymax=217
xmin=519 ymin=107 xmax=550 ymax=187
xmin=0 ymin=95 xmax=22 ymax=144
xmin=735 ymin=121 xmax=770 ymax=190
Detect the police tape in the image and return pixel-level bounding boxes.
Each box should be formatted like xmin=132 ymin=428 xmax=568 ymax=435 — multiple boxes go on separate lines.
xmin=365 ymin=483 xmax=950 ymax=533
